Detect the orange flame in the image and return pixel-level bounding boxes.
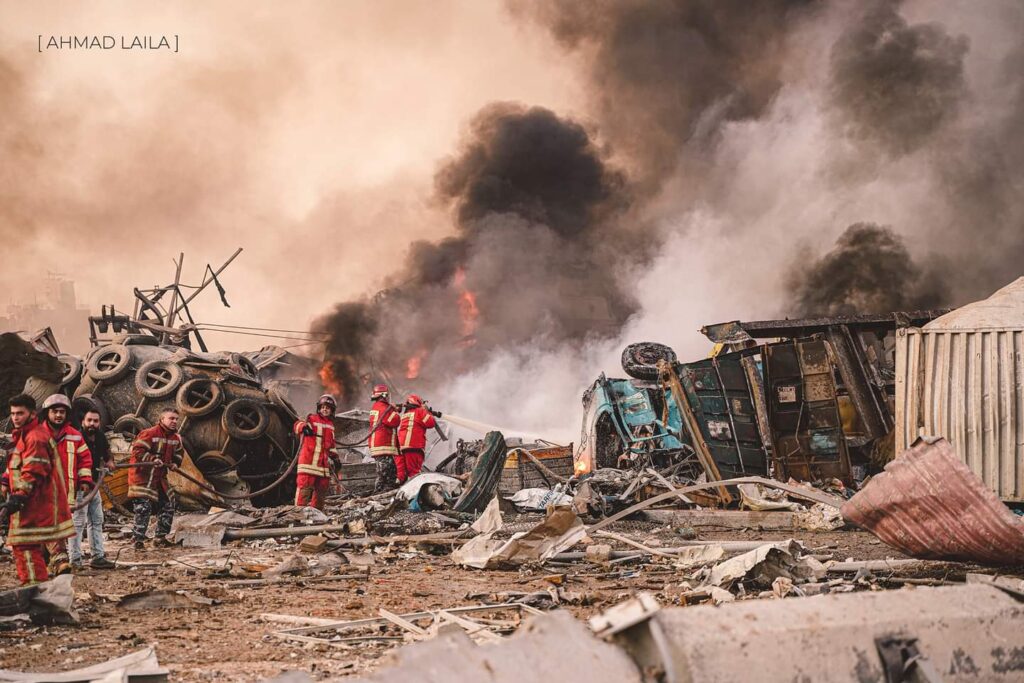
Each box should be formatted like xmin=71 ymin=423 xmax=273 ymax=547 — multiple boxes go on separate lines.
xmin=574 ymin=458 xmax=591 ymax=476
xmin=459 ymin=290 xmax=480 ymax=336
xmin=405 ymin=349 xmax=428 ymax=379
xmin=453 ymin=267 xmax=480 ymax=339
xmin=319 ymin=362 xmax=343 ymax=396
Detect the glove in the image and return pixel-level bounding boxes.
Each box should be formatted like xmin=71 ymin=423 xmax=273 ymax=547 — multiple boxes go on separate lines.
xmin=79 ymin=481 xmax=93 ymax=493
xmin=429 ymin=408 xmax=443 ymax=418
xmin=4 ymin=493 xmax=27 ymax=513
xmin=301 ymin=422 xmax=314 ymax=437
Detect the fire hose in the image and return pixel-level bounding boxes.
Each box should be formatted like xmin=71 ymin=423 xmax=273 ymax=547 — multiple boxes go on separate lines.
xmin=107 ymin=454 xmax=301 ymax=502
xmin=60 ymin=403 xmax=439 ymax=511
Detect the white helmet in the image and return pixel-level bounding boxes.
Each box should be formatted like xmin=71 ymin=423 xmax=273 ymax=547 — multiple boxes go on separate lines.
xmin=42 ymin=393 xmax=72 ymax=411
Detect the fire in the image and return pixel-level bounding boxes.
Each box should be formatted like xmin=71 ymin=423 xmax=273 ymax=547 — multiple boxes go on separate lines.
xmin=459 ymin=290 xmax=480 ymax=336
xmin=574 ymin=458 xmax=591 ymax=476
xmin=319 ymin=362 xmax=343 ymax=396
xmin=453 ymin=267 xmax=480 ymax=338
xmin=405 ymin=349 xmax=428 ymax=379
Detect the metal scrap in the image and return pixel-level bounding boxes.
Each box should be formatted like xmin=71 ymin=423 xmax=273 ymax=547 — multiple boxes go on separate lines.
xmin=841 ymin=437 xmax=1024 ymax=565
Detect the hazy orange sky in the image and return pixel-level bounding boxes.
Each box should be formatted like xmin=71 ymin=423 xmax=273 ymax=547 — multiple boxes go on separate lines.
xmin=0 ymin=1 xmax=583 ymax=350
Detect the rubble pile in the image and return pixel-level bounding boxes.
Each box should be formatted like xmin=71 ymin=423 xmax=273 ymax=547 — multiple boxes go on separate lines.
xmin=1 ymin=278 xmax=1023 ymax=681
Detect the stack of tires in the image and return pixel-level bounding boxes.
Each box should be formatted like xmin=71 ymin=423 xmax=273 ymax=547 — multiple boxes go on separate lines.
xmin=65 ymin=335 xmax=298 ymax=505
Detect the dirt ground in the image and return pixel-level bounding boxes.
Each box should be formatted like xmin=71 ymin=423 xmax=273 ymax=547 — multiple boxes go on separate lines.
xmin=1 ymin=515 xmax=1020 ymax=681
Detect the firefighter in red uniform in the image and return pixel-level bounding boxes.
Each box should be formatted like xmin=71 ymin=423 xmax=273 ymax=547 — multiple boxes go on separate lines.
xmin=294 ymin=394 xmax=339 ymax=511
xmin=368 ymin=385 xmax=400 ymax=492
xmin=41 ymin=394 xmax=92 ymax=575
xmin=396 ymin=394 xmax=442 ymax=483
xmin=3 ymin=394 xmax=75 ymax=585
xmin=128 ymin=409 xmax=185 ymax=550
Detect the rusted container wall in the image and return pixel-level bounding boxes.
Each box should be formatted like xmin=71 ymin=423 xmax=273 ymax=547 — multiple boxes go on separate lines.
xmin=896 ymin=327 xmax=1024 ymax=502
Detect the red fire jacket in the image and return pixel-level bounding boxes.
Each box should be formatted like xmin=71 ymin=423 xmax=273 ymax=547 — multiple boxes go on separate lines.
xmin=398 ymin=407 xmax=436 ymax=451
xmin=53 ymin=424 xmax=93 ymax=506
xmin=368 ymin=401 xmax=400 ymax=457
xmin=128 ymin=424 xmax=183 ymax=501
xmin=294 ymin=413 xmax=336 ymax=479
xmin=6 ymin=418 xmax=75 ymax=546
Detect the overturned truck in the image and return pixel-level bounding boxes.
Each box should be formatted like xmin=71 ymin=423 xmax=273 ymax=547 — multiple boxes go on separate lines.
xmin=577 ymin=311 xmax=948 ymax=489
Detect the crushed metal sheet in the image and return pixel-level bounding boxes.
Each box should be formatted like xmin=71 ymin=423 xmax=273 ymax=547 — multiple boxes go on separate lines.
xmin=0 ymin=574 xmax=78 ymax=626
xmin=841 ymin=437 xmax=1024 ymax=565
xmin=0 ymin=647 xmax=168 ymax=682
xmin=705 ymin=539 xmax=825 ymax=588
xmin=737 ymin=483 xmax=803 ymax=512
xmin=452 ymin=506 xmax=585 ymax=569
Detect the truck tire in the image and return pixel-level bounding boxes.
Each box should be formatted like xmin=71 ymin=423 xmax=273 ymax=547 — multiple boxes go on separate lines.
xmin=135 ymin=360 xmax=185 ymax=399
xmin=58 ymin=354 xmax=83 ymax=386
xmin=73 ymin=394 xmax=109 ymax=428
xmin=86 ymin=344 xmax=132 ymax=381
xmin=176 ymin=378 xmax=224 ymax=417
xmin=221 ymin=398 xmax=269 ymax=441
xmin=621 ymin=342 xmax=677 ymax=381
xmin=113 ymin=415 xmax=150 ymax=439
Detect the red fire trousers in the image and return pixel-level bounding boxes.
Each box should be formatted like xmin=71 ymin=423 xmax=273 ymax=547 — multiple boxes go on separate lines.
xmin=295 ymin=473 xmax=329 ymax=511
xmin=13 ymin=544 xmax=48 ymax=585
xmin=395 ymin=449 xmax=425 ymax=483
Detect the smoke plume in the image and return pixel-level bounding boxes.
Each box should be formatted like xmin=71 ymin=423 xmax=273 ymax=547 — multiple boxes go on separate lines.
xmin=509 ymin=0 xmax=818 ymax=191
xmin=314 ymin=104 xmax=634 ymax=406
xmin=828 ymin=2 xmax=969 ymax=154
xmin=791 ymin=223 xmax=947 ymax=316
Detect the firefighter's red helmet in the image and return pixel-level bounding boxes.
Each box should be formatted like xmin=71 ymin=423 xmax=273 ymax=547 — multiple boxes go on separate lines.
xmin=371 ymin=384 xmax=389 ymax=399
xmin=405 ymin=394 xmax=424 ymax=407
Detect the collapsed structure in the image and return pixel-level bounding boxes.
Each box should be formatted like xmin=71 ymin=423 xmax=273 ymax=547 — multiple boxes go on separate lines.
xmin=1 ymin=264 xmax=1023 ymax=682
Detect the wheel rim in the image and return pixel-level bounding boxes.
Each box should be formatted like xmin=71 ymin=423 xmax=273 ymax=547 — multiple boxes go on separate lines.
xmin=143 ymin=367 xmax=176 ymax=393
xmin=115 ymin=418 xmax=146 ymax=438
xmin=60 ymin=359 xmax=78 ymax=382
xmin=232 ymin=405 xmax=262 ymax=431
xmin=95 ymin=351 xmax=124 ymax=372
xmin=183 ymin=382 xmax=218 ymax=411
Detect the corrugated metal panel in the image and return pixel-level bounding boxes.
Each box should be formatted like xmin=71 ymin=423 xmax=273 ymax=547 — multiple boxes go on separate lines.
xmin=896 ymin=327 xmax=1024 ymax=502
xmin=841 ymin=437 xmax=1024 ymax=564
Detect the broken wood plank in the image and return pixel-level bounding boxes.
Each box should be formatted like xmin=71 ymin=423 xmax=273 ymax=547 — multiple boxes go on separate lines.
xmin=436 ymin=610 xmax=502 ymax=643
xmin=827 ymin=559 xmax=923 ymax=572
xmin=515 ymin=448 xmax=570 ymax=485
xmin=277 ymin=603 xmax=539 ymax=637
xmin=378 ymin=608 xmax=430 ymax=638
xmin=593 ymin=530 xmax=678 ymax=558
xmin=639 ymin=508 xmax=801 ymax=531
xmin=259 ymin=613 xmax=342 ymax=627
xmin=645 ymin=468 xmax=694 ymax=506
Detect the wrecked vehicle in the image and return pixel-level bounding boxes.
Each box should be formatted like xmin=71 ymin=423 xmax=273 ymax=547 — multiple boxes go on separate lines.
xmin=577 ymin=342 xmax=770 ymax=485
xmin=578 ymin=310 xmax=948 ymax=488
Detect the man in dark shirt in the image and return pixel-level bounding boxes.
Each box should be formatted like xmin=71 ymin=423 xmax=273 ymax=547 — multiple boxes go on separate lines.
xmin=70 ymin=409 xmax=115 ymax=569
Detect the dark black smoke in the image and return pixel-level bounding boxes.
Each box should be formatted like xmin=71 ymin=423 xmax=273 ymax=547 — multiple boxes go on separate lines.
xmin=315 ymin=104 xmax=634 ymax=406
xmin=829 ymin=2 xmax=969 ymax=154
xmin=436 ymin=102 xmax=625 ymax=237
xmin=791 ymin=223 xmax=948 ymax=316
xmin=510 ymin=0 xmax=818 ymax=190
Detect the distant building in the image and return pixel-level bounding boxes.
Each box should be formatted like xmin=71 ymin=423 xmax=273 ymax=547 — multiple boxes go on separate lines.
xmin=0 ymin=274 xmax=90 ymax=354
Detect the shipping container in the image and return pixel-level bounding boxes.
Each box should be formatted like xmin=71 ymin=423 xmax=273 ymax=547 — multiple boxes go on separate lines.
xmin=895 ymin=278 xmax=1024 ymax=502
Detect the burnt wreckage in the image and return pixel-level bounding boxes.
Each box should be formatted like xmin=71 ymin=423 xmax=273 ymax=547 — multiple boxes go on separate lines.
xmin=0 ymin=250 xmax=313 ymax=507
xmin=576 ymin=310 xmax=949 ymax=489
